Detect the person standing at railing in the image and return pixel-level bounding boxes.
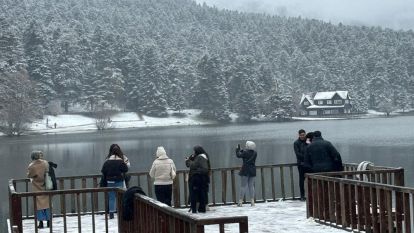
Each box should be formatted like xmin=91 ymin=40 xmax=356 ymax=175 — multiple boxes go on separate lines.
xmin=101 ymin=145 xmax=129 ymax=219
xmin=106 ymin=144 xmax=131 ymax=188
xmin=185 ymin=145 xmax=210 ymax=213
xmin=293 ymin=129 xmax=308 ymax=201
xmin=27 ymin=151 xmax=51 ymax=229
xmin=304 ymin=130 xmax=344 ymax=173
xmin=149 ymin=146 xmax=177 ymax=206
xmin=236 ymin=141 xmax=257 ymax=207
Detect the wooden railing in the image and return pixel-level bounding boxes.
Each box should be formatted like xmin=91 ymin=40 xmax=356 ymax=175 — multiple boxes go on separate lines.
xmin=10 ymin=163 xmax=302 ymax=217
xmin=116 ymin=191 xmax=248 ymax=233
xmin=9 ymin=162 xmax=400 ymax=232
xmin=9 ymin=178 xmax=117 ymax=233
xmin=306 ymin=168 xmax=414 ymax=233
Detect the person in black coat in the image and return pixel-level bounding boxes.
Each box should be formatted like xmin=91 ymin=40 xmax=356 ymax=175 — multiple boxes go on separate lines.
xmin=236 ymin=141 xmax=257 ymax=207
xmin=304 ymin=131 xmax=343 ymax=173
xmin=101 ymin=145 xmax=129 ymax=219
xmin=185 ymin=145 xmax=210 ymax=213
xmin=293 ymin=129 xmax=307 ymax=200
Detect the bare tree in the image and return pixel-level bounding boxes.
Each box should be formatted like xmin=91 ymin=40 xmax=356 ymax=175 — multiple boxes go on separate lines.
xmin=94 ymin=107 xmax=112 ymax=130
xmin=0 ymin=69 xmax=40 ymax=135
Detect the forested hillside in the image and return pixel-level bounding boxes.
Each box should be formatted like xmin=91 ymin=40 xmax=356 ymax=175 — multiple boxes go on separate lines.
xmin=1 ymin=0 xmax=414 ymax=121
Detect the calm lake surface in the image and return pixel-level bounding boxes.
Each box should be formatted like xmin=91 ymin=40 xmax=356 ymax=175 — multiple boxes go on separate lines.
xmin=1 ymin=116 xmax=414 ymax=231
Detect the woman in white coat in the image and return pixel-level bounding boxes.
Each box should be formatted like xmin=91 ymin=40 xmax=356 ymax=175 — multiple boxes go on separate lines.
xmin=149 ymin=146 xmax=176 ymax=206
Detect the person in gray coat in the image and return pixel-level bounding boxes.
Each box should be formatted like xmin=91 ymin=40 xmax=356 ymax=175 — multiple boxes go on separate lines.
xmin=236 ymin=141 xmax=257 ymax=207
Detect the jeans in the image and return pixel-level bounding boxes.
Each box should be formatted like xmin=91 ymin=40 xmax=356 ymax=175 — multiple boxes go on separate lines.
xmin=239 ymin=176 xmax=255 ymax=200
xmin=107 ymin=180 xmax=124 ymax=213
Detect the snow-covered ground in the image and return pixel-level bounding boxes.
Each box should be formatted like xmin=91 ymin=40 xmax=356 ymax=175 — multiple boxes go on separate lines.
xmin=19 ymin=201 xmax=347 ymax=233
xmin=1 ymin=108 xmax=411 ymax=137
xmin=26 ymin=109 xmax=214 ymax=135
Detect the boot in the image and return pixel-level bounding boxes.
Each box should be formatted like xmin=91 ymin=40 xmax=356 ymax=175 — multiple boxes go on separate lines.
xmin=38 ymin=221 xmax=44 ymax=229
xmin=47 ymin=220 xmax=50 ymax=228
xmin=109 ymin=212 xmax=114 ymax=219
xmin=250 ymin=199 xmax=255 ymax=206
xmin=237 ymin=199 xmax=243 ymax=207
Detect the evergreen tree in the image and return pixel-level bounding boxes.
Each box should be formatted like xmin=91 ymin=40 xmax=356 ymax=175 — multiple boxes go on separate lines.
xmin=138 ymin=45 xmax=168 ymax=116
xmin=195 ymin=54 xmax=230 ymax=121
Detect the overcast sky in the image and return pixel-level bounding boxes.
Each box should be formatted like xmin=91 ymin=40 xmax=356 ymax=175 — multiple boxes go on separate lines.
xmin=195 ymin=0 xmax=414 ymax=31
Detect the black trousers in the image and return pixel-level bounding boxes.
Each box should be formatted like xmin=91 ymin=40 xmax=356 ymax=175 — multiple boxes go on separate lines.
xmin=154 ymin=184 xmax=172 ymax=206
xmin=189 ymin=174 xmax=209 ymax=213
xmin=298 ymin=165 xmax=306 ymax=198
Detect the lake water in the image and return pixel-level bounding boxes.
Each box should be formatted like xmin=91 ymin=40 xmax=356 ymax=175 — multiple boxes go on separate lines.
xmin=1 ymin=116 xmax=414 ymax=232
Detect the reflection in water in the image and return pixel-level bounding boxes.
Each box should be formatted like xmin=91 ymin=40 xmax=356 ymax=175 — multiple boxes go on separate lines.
xmin=1 ymin=116 xmax=414 ymax=229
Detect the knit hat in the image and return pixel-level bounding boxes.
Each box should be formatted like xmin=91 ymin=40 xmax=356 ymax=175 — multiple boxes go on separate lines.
xmin=156 ymin=146 xmax=167 ymax=158
xmin=245 ymin=141 xmax=256 ymax=150
xmin=31 ymin=151 xmax=43 ymax=160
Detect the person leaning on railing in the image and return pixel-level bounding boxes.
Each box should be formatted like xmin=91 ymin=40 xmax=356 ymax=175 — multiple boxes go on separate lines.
xmin=27 ymin=150 xmax=51 ymax=229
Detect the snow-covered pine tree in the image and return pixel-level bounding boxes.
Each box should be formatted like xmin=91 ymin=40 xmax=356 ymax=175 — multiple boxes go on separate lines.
xmin=23 ymin=22 xmax=55 ymax=103
xmin=138 ymin=45 xmax=168 ymax=117
xmin=195 ymin=54 xmax=231 ymax=122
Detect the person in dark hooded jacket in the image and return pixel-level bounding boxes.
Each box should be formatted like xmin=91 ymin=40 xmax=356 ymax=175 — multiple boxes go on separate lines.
xmin=293 ymin=129 xmax=307 ymax=200
xmin=236 ymin=141 xmax=257 ymax=207
xmin=185 ymin=145 xmax=210 ymax=213
xmin=304 ymin=131 xmax=343 ymax=173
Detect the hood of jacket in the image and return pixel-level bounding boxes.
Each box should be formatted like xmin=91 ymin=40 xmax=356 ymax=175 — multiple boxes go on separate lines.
xmin=156 ymin=146 xmax=169 ymax=159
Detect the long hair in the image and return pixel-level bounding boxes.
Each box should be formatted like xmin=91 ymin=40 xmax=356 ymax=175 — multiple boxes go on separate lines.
xmin=193 ymin=145 xmax=211 ymax=170
xmin=107 ymin=144 xmax=124 ymax=160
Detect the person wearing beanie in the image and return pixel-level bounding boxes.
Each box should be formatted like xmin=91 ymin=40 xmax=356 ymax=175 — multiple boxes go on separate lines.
xmin=236 ymin=141 xmax=257 ymax=207
xmin=27 ymin=151 xmax=51 ymax=228
xmin=304 ymin=131 xmax=343 ymax=173
xmin=149 ymin=146 xmax=177 ymax=206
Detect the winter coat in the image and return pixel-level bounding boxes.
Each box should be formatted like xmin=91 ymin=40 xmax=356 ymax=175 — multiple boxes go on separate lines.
xmin=236 ymin=149 xmax=257 ymax=177
xmin=27 ymin=159 xmax=50 ymax=210
xmin=122 ymin=186 xmax=146 ymax=221
xmin=185 ymin=154 xmax=209 ymax=178
xmin=101 ymin=155 xmax=129 ymax=182
xmin=48 ymin=161 xmax=58 ymax=190
xmin=304 ymin=137 xmax=343 ymax=173
xmin=293 ymin=138 xmax=307 ymax=165
xmin=149 ymin=147 xmax=177 ymax=185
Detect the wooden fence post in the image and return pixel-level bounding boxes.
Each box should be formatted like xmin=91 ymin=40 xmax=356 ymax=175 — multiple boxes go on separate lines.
xmin=9 ymin=193 xmax=22 ymax=233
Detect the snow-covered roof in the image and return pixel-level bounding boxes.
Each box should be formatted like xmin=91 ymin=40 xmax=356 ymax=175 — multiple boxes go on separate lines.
xmin=306 ymin=105 xmax=345 ymax=109
xmin=313 ymin=91 xmax=348 ymax=100
xmin=300 ymin=94 xmax=314 ymax=105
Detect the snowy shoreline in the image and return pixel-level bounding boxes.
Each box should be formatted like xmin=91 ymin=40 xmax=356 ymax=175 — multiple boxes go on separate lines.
xmin=1 ymin=109 xmax=410 ymax=137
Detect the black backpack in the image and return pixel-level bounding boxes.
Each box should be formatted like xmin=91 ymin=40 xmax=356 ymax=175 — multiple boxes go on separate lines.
xmin=122 ymin=186 xmax=146 ymax=221
xmin=48 ymin=161 xmax=58 ymax=190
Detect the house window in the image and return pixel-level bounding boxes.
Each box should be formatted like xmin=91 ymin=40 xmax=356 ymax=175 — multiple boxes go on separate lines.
xmin=300 ymin=111 xmax=307 ymax=116
xmin=344 ymin=100 xmax=349 ymax=104
xmin=323 ymin=110 xmax=331 ymax=115
xmin=327 ymin=100 xmax=332 ymax=105
xmin=318 ymin=100 xmax=323 ymax=105
xmin=331 ymin=109 xmax=339 ymax=114
xmin=309 ymin=111 xmax=317 ymax=116
xmin=334 ymin=100 xmax=342 ymax=104
xmin=304 ymin=101 xmax=309 ymax=106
